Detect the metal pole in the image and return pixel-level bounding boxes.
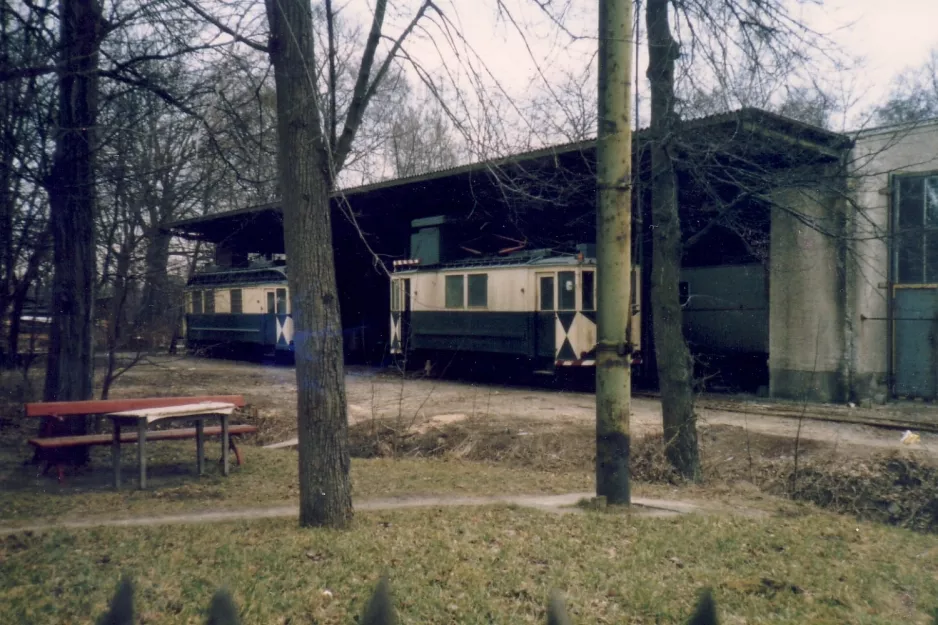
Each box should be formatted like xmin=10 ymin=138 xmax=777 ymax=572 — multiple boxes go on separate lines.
xmin=596 ymin=0 xmax=634 ymax=505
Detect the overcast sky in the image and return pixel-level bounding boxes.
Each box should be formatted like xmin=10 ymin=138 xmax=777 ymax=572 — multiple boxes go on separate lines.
xmin=381 ymin=0 xmax=937 ymax=134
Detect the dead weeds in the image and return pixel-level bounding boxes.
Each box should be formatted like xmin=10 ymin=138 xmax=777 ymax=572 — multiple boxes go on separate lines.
xmin=349 ymin=417 xmax=938 ymax=533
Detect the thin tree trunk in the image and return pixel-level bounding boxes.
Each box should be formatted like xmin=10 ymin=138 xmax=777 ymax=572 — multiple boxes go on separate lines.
xmin=100 ymin=228 xmax=132 ymax=401
xmin=136 ymin=227 xmax=171 ymax=344
xmin=42 ymin=0 xmax=103 ymax=463
xmin=265 ymin=0 xmax=353 ymax=528
xmin=6 ymin=231 xmax=49 ymax=366
xmin=169 ymin=240 xmax=202 ymax=355
xmin=645 ymin=0 xmax=699 ymax=480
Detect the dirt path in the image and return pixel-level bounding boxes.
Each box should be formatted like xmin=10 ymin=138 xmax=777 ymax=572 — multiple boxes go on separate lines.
xmin=0 ymin=492 xmax=723 ymax=536
xmin=102 ymin=356 xmax=938 ymax=458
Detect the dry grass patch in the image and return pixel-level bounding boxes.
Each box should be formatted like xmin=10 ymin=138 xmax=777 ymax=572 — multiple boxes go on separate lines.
xmin=351 ymin=417 xmax=938 ymax=533
xmin=2 ymin=506 xmax=937 ymax=624
xmin=0 ymin=441 xmax=594 ymax=525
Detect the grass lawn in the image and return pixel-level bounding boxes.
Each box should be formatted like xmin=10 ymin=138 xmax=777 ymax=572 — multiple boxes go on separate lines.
xmin=0 ymin=442 xmax=596 ymax=525
xmin=2 ymin=506 xmax=937 ymax=624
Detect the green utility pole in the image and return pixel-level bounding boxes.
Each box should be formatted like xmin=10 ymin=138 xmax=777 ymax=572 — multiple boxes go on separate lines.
xmin=596 ymin=0 xmax=634 ymax=505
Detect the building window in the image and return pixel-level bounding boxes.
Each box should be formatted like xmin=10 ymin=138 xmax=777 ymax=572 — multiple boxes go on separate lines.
xmin=191 ymin=290 xmax=202 ymax=314
xmin=895 ymin=174 xmax=938 ymax=284
xmin=445 ymin=275 xmax=464 ymax=308
xmin=276 ymin=288 xmax=288 ymax=314
xmin=582 ymin=270 xmax=595 ymax=311
xmin=467 ymin=274 xmax=487 ymax=307
xmin=230 ymin=289 xmax=243 ymax=314
xmin=539 ymin=276 xmax=555 ymax=311
xmin=558 ymin=271 xmax=576 ymax=310
xmin=204 ymin=290 xmax=215 ymax=313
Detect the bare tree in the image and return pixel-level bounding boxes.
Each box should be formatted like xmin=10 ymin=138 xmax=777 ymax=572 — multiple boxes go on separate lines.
xmin=388 ymin=96 xmax=461 ymax=178
xmin=639 ymin=0 xmax=862 ymax=477
xmin=526 ymin=63 xmax=597 ymax=143
xmin=41 ymin=0 xmax=105 ymax=462
xmin=133 ymin=100 xmax=204 ymax=346
xmin=258 ymin=0 xmax=435 ymax=527
xmin=874 ymin=48 xmax=938 ymax=125
xmin=646 ymin=0 xmax=699 ymax=480
xmin=0 ymin=0 xmax=56 ymax=368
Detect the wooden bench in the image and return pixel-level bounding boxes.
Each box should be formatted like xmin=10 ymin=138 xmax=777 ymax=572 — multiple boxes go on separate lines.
xmin=24 ymin=395 xmax=254 ymax=483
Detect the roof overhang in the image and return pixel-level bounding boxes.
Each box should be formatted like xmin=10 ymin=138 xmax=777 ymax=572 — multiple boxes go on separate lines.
xmin=165 ymin=107 xmax=852 ymax=253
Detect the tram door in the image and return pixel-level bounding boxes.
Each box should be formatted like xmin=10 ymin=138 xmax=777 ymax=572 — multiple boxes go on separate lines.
xmin=265 ymin=288 xmax=290 ymax=348
xmin=390 ymin=278 xmax=411 ymax=355
xmin=535 ymin=272 xmax=557 ymax=361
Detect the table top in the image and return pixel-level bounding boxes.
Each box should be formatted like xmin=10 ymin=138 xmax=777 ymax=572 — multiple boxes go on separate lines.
xmin=106 ymin=402 xmax=237 ymax=424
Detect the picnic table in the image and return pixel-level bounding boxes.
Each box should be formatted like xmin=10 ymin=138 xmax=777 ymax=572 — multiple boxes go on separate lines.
xmin=106 ymin=401 xmax=237 ymax=489
xmin=24 ymin=395 xmax=256 ymax=485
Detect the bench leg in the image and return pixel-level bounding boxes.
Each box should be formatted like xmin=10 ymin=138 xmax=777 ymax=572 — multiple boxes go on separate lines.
xmin=229 ymin=437 xmax=243 ymax=467
xmin=196 ymin=419 xmax=205 ymax=476
xmin=112 ymin=421 xmax=122 ymax=489
xmin=38 ymin=452 xmax=67 ymax=484
xmin=137 ymin=421 xmax=147 ymax=490
xmin=221 ymin=414 xmax=230 ymax=477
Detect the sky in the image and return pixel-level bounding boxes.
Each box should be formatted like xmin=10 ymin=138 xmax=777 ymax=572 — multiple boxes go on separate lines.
xmin=373 ymin=0 xmax=938 ymax=135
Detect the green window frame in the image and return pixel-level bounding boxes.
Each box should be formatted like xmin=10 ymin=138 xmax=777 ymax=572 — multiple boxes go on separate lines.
xmin=895 ymin=173 xmax=938 ymax=284
xmin=558 ymin=271 xmax=576 ymax=310
xmin=230 ymin=289 xmax=243 ymax=314
xmin=445 ymin=275 xmax=465 ymax=309
xmin=467 ymin=274 xmax=488 ymax=308
xmin=581 ymin=270 xmax=595 ymax=311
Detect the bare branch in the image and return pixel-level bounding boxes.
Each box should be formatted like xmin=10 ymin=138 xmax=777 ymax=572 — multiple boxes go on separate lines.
xmin=332 ymin=0 xmax=433 ymax=172
xmin=176 ymin=0 xmax=269 ymax=54
xmin=325 ymin=0 xmax=338 ymax=153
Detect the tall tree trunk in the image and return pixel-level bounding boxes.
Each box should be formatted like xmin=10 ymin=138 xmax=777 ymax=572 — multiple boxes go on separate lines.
xmin=645 ymin=0 xmax=700 ymax=480
xmin=42 ymin=0 xmax=102 ymax=461
xmin=265 ymin=0 xmax=353 ymax=528
xmin=136 ymin=227 xmax=171 ymax=344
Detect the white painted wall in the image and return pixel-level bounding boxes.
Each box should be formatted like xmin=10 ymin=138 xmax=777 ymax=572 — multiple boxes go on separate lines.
xmin=847 ymin=120 xmax=938 ymax=396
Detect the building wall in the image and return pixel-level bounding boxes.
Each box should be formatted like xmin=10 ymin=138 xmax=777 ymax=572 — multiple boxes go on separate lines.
xmin=769 ymin=180 xmax=847 ymax=402
xmin=847 ymin=121 xmax=938 ymax=401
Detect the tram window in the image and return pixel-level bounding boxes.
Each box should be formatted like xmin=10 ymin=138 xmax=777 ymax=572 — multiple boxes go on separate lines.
xmin=230 ymin=289 xmax=243 ymax=314
xmin=445 ymin=275 xmax=464 ymax=308
xmin=468 ymin=274 xmax=488 ymax=308
xmin=582 ymin=271 xmax=595 ymax=311
xmin=266 ymin=292 xmax=275 ymax=314
xmin=558 ymin=271 xmax=576 ymax=310
xmin=276 ymin=288 xmax=288 ymax=314
xmin=539 ymin=276 xmax=555 ymax=311
xmin=191 ymin=290 xmax=203 ymax=314
xmin=204 ymin=290 xmax=215 ymax=314
xmin=679 ymin=282 xmax=689 ymax=306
